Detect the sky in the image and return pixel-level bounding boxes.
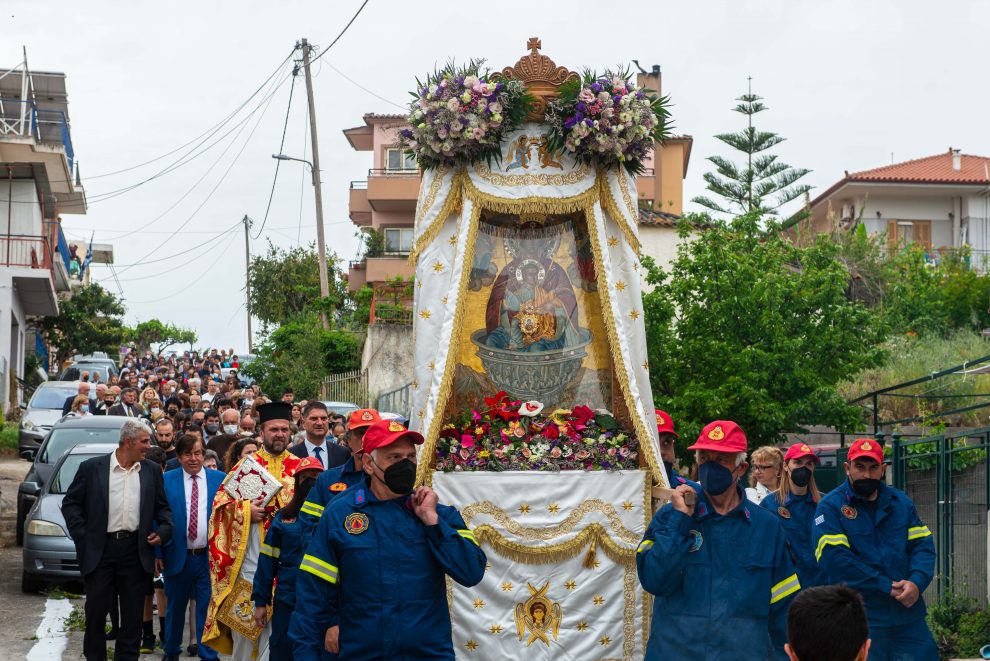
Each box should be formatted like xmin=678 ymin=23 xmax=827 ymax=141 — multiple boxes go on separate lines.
xmin=4 ymin=0 xmax=988 ymax=350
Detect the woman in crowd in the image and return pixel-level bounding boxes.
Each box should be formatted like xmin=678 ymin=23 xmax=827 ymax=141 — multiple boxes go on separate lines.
xmin=761 ymin=443 xmax=825 ymax=588
xmin=290 ymin=404 xmax=302 ymax=426
xmin=140 ymin=387 xmax=158 ymax=413
xmin=745 ymin=445 xmax=784 ymax=504
xmin=252 ymin=458 xmax=323 ymax=660
xmin=67 ymin=395 xmax=92 ymax=418
xmin=224 ymin=437 xmax=258 ymax=473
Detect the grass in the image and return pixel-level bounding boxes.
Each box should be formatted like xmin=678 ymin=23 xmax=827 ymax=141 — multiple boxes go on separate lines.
xmin=62 ymin=605 xmax=85 ymax=632
xmin=43 ymin=586 xmax=83 ymax=600
xmin=0 ymin=422 xmax=17 ymax=451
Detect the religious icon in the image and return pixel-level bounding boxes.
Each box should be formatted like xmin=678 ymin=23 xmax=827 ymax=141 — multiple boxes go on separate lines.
xmin=514 ymin=581 xmax=562 ymax=647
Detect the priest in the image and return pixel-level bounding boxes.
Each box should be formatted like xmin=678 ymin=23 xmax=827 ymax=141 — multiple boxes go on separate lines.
xmin=203 ymin=401 xmax=302 ymax=659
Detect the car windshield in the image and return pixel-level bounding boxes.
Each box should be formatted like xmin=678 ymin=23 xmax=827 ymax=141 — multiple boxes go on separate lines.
xmin=40 ymin=428 xmax=120 ymax=464
xmin=29 ymin=386 xmax=79 ymax=409
xmin=59 ymin=365 xmax=111 ymax=381
xmin=50 ymin=454 xmax=103 ymax=494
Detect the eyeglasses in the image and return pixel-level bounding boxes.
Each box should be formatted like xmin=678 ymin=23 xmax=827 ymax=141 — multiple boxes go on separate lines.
xmin=752 ymin=464 xmax=776 ymax=472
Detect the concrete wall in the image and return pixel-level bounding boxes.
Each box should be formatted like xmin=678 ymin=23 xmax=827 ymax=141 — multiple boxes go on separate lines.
xmin=0 ymin=180 xmax=43 ymax=235
xmin=0 ymin=271 xmax=28 ymax=410
xmin=361 ymin=323 xmax=414 ymax=402
xmin=638 ymin=225 xmax=696 ymax=292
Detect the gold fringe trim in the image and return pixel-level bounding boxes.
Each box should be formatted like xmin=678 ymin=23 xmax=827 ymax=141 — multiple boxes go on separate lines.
xmin=473 ymin=522 xmax=635 ymax=567
xmin=409 ymin=171 xmax=463 ymax=265
xmin=460 ymin=498 xmax=640 ymax=544
xmin=416 ymin=198 xmax=482 ymax=488
xmin=585 ymin=204 xmax=665 ymax=487
xmin=600 ymin=175 xmax=642 ymax=256
xmin=459 ymin=173 xmax=601 ymax=215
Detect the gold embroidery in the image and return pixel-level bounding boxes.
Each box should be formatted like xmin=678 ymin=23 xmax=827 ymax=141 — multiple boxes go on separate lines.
xmin=419 ymin=309 xmax=432 ymax=320
xmin=599 ymin=175 xmax=642 ymax=256
xmin=622 ymin=501 xmax=634 ymax=511
xmin=577 ymin=622 xmax=588 ymax=632
xmin=600 ymin=635 xmax=612 ymax=646
xmin=642 ymin=361 xmax=649 ymax=371
xmin=547 ymin=503 xmax=560 ymax=514
xmin=593 ymin=595 xmax=605 ymax=606
xmin=432 ymin=260 xmax=445 ymax=273
xmin=473 ymin=598 xmax=486 ymax=609
xmin=615 ymin=280 xmax=626 ymax=292
xmin=608 ymin=236 xmax=618 ymax=247
xmin=465 ymin=639 xmax=478 ymax=651
xmin=448 ymin=234 xmax=458 ymax=245
xmin=565 ymin=579 xmax=576 ymax=590
xmin=629 ymin=310 xmax=640 ymax=320
xmin=518 ymin=503 xmax=531 ymax=514
xmin=410 ymin=166 xmax=456 ymax=263
xmin=461 ymin=499 xmax=641 ymax=545
xmin=489 ymin=623 xmax=503 ymax=634
xmin=473 ymin=160 xmax=590 ymax=187
xmin=502 ymin=581 xmax=514 ymax=592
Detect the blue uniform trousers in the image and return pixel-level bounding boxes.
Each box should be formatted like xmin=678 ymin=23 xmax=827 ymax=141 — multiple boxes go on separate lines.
xmin=868 ymin=622 xmax=938 ymax=660
xmin=163 ymin=551 xmax=218 ymax=659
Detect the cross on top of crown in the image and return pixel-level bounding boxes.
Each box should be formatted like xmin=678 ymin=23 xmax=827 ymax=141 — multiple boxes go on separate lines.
xmin=527 ymin=37 xmax=542 ymax=54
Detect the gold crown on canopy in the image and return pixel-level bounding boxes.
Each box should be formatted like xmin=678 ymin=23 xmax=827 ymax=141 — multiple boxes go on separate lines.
xmin=495 ymin=38 xmax=578 ymax=122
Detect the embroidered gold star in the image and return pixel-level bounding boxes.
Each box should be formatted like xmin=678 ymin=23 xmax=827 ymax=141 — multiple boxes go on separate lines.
xmin=465 ymin=640 xmax=478 ymax=651
xmin=432 ymin=260 xmax=445 ymax=273
xmin=629 ymin=310 xmax=640 ymax=320
xmin=576 ymin=622 xmax=589 ymax=632
xmin=518 ymin=504 xmax=531 ymax=514
xmin=501 ymin=581 xmax=513 ymax=592
xmin=547 ymin=503 xmax=560 ymax=513
xmin=599 ymin=635 xmax=611 ymax=646
xmin=417 ymin=409 xmax=425 ymax=419
xmin=419 ymin=309 xmax=432 ymax=320
xmin=607 ymin=236 xmax=618 ymax=247
xmin=427 ymin=361 xmax=435 ymax=371
xmin=441 ymin=295 xmax=448 ymax=305
xmin=564 ymin=580 xmax=576 ymax=591
xmin=615 ymin=280 xmax=626 ymax=292
xmin=489 ymin=624 xmax=503 ymax=634
xmin=417 ymin=280 xmax=422 ymax=289
xmin=622 ymin=501 xmax=634 ymax=511
xmin=412 ymin=379 xmax=419 ymax=389
xmin=448 ymin=234 xmax=458 ymax=245
xmin=593 ymin=595 xmax=605 ymax=606
xmin=473 ymin=598 xmax=486 ymax=609
xmin=642 ymin=361 xmax=649 ymax=371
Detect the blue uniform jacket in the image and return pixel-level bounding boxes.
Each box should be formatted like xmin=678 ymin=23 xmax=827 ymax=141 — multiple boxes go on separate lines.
xmin=637 ymin=487 xmax=799 ymax=661
xmin=761 ymin=491 xmax=826 ymax=589
xmin=299 ymin=457 xmax=365 ymax=538
xmin=290 ymin=479 xmax=487 ymax=661
xmin=252 ymin=512 xmax=305 ymax=607
xmin=813 ymin=480 xmax=935 ymax=628
xmin=666 ymin=464 xmax=701 ymax=491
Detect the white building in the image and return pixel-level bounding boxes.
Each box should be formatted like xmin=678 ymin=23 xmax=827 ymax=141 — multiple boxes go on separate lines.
xmin=0 ymin=58 xmax=88 ymax=410
xmin=787 ymin=148 xmax=990 ymax=268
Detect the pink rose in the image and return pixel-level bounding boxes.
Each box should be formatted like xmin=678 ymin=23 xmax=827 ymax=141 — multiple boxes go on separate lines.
xmin=550 ymin=447 xmax=562 ymax=458
xmin=461 ymin=434 xmax=475 ymax=448
xmin=578 ymin=88 xmax=595 ymax=103
xmin=522 ymin=448 xmax=532 ymax=458
xmin=575 ymin=449 xmax=590 ymax=460
xmin=459 ymin=448 xmax=471 ymax=460
xmin=607 ymin=447 xmax=617 ymax=457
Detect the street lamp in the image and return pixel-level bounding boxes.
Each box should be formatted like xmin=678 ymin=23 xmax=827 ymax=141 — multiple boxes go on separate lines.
xmin=271 ymin=152 xmax=330 ymax=329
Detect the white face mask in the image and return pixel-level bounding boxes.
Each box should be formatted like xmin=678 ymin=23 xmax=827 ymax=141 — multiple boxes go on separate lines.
xmin=223 ymin=424 xmax=239 ymax=435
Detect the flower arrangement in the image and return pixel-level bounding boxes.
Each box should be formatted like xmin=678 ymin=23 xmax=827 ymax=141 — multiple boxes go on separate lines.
xmin=434 ymin=391 xmax=640 ymax=473
xmin=400 ymin=60 xmax=533 ymax=170
xmin=545 ymin=68 xmax=671 ymax=174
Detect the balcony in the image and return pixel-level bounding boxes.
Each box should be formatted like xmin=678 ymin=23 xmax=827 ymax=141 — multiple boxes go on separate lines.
xmin=349 ymin=181 xmax=371 ymax=226
xmin=366 ymin=168 xmax=420 ymax=212
xmin=346 ymin=255 xmax=415 ymax=293
xmin=0 ymin=226 xmax=61 ymax=316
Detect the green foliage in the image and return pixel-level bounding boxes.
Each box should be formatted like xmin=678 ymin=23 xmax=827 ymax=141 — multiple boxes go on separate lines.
xmin=903 ymin=439 xmax=985 ymax=472
xmin=362 ymin=229 xmax=385 ymax=258
xmin=128 ymin=319 xmax=197 ymax=355
xmin=62 ymin=604 xmax=86 ymax=632
xmin=643 ymin=214 xmax=886 ymax=452
xmin=692 ymin=89 xmax=811 ymax=218
xmin=247 ymin=241 xmax=347 ymax=331
xmin=927 ymin=590 xmax=990 ymax=659
xmin=37 ymin=283 xmax=128 ymax=368
xmin=0 ymin=422 xmax=17 ymax=451
xmin=241 ymin=311 xmax=361 ymax=399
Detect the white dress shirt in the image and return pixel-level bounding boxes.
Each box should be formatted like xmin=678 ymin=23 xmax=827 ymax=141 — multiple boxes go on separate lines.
xmin=304 ymin=439 xmax=329 ymax=470
xmin=183 ymin=469 xmax=208 ymax=549
xmin=107 ymin=451 xmax=141 ymax=533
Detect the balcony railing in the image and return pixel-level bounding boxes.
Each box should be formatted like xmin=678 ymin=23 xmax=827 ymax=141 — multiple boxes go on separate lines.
xmin=368 ymin=168 xmax=419 ymax=177
xmin=0 ymin=97 xmax=76 ymax=173
xmin=0 ymin=233 xmax=55 ymax=287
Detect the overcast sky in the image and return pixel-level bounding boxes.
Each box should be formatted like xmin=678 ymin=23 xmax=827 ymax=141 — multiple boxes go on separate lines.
xmin=4 ymin=0 xmax=987 ymax=350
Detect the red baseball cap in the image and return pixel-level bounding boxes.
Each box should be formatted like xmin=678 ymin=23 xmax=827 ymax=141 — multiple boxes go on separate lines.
xmin=688 ymin=420 xmax=748 ymax=453
xmin=348 ymin=409 xmax=382 ymax=430
xmin=296 ymin=456 xmax=324 ymax=472
xmin=655 ymin=410 xmax=678 ymax=437
xmin=784 ymin=442 xmax=820 ymax=464
xmin=362 ymin=419 xmax=424 ymax=455
xmin=847 ymin=438 xmax=884 ymax=463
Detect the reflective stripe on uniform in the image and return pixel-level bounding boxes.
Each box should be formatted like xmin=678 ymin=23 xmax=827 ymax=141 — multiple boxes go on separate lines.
xmin=260 ymin=542 xmax=280 ymax=558
xmin=457 ymin=529 xmax=479 ymax=546
xmin=637 ymin=540 xmax=655 ymax=553
xmin=769 ymin=573 xmax=801 ymax=604
xmin=299 ymin=554 xmax=338 ymax=584
xmin=907 ymin=525 xmax=932 ymax=540
xmin=300 ymin=501 xmax=324 ymax=517
xmin=814 ymin=534 xmax=850 ymax=561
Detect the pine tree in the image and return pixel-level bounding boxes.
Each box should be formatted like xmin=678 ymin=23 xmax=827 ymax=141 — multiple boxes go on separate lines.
xmin=692 ymin=81 xmax=811 ymax=218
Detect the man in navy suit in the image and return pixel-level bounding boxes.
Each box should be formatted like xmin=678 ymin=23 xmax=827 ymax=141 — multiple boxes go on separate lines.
xmin=288 ymin=401 xmax=349 ymax=470
xmin=158 ymin=433 xmax=225 ymax=661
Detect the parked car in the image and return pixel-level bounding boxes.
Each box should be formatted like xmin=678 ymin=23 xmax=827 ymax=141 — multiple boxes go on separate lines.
xmin=21 ymin=443 xmax=115 ymax=592
xmin=16 ymin=415 xmax=133 ymax=546
xmin=320 ymin=401 xmax=361 ymax=418
xmin=70 ymin=353 xmax=119 ymax=377
xmin=55 ymin=362 xmax=115 ymax=383
xmin=18 ymin=381 xmax=81 ymax=453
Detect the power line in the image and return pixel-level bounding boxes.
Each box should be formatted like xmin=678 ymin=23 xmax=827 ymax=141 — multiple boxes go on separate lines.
xmin=253 ymin=61 xmax=300 ymax=239
xmin=93 ymin=222 xmax=240 ymax=268
xmin=120 ymin=231 xmax=241 ymax=304
xmin=310 ymin=0 xmax=371 ymax=64
xmin=325 ymin=62 xmax=405 ymax=110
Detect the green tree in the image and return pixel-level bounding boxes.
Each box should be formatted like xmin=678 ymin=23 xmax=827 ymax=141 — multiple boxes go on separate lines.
xmin=128 ymin=319 xmax=197 ymax=355
xmin=692 ymin=86 xmax=811 ymax=218
xmin=37 ymin=283 xmax=128 ymax=368
xmin=642 ymin=214 xmax=887 ymax=451
xmin=247 ymin=241 xmax=347 ymax=330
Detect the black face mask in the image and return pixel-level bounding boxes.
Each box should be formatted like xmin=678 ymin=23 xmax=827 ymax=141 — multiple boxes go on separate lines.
xmin=790 ymin=466 xmax=812 ymax=488
xmin=205 ymin=424 xmax=220 ymax=435
xmin=375 ymin=458 xmax=417 ymax=495
xmin=296 ymin=477 xmax=316 ymax=502
xmin=851 ymin=477 xmax=881 ymax=498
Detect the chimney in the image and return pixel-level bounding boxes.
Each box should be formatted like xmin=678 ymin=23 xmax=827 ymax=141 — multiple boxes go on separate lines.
xmin=951 ymin=148 xmax=962 ymax=171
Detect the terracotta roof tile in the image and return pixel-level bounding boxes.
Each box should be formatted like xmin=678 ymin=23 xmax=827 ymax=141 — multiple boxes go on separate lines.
xmin=638 ymin=208 xmax=681 ymax=227
xmin=847 ymin=150 xmax=990 ymax=184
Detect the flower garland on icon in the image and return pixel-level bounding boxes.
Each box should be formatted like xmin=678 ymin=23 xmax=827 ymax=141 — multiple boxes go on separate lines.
xmin=399 ymin=60 xmax=533 ymax=170
xmin=435 ymin=391 xmax=640 ymax=472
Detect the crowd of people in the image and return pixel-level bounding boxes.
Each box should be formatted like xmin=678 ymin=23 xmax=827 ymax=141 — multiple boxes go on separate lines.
xmin=56 ymin=348 xmax=937 ymax=661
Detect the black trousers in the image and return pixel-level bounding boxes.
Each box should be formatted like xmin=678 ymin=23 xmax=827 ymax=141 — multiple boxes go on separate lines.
xmin=83 ymin=535 xmax=150 ymax=661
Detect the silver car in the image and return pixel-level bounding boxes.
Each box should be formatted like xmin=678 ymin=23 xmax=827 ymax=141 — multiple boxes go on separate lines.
xmin=18 ymin=381 xmax=81 ymax=452
xmin=21 ymin=443 xmax=114 ymax=592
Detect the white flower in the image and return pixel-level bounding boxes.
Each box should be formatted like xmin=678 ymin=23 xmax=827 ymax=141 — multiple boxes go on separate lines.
xmin=518 ymin=401 xmax=544 ymax=416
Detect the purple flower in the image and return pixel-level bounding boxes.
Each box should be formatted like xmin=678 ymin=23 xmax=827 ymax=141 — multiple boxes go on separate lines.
xmin=590 ymin=83 xmax=602 ymax=93
xmin=613 ymin=95 xmax=622 ymax=104
xmin=576 ymin=102 xmax=587 ymax=113
xmin=564 ymin=116 xmax=577 ymax=129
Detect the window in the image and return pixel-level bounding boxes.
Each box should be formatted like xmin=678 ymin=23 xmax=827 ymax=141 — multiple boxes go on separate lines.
xmin=384 ymin=228 xmax=414 ymax=254
xmin=887 ymin=220 xmax=932 ymax=252
xmin=385 ymin=148 xmax=417 ymax=172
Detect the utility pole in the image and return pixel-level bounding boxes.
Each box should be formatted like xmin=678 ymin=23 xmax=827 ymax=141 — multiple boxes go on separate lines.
xmin=300 ymin=38 xmax=331 ymax=330
xmin=243 ymin=215 xmax=254 ymax=353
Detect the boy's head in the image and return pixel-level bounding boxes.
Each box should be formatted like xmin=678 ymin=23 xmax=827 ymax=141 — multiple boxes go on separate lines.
xmin=786 ymin=586 xmax=870 ymax=661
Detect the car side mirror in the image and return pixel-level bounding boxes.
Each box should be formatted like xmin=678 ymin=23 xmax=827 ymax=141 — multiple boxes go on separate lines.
xmin=19 ymin=449 xmax=36 ymax=461
xmin=19 ymin=403 xmax=27 ymax=410
xmin=21 ymin=481 xmax=41 ymax=496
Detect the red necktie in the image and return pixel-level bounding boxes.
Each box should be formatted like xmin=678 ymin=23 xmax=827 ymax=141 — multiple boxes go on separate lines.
xmin=188 ymin=474 xmax=199 ymax=543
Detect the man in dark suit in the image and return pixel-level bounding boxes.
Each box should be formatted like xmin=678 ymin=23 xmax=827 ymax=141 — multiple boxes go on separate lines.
xmin=93 ymin=385 xmax=118 ymax=416
xmin=61 ymin=419 xmax=173 ymax=661
xmin=288 ymin=400 xmax=349 ymax=470
xmin=108 ymin=387 xmax=143 ymax=417
xmin=62 ymin=381 xmax=97 ymax=416
xmin=158 ymin=434 xmax=224 ymax=661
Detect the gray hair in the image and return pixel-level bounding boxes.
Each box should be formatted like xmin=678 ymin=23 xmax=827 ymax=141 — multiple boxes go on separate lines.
xmin=204 ymin=449 xmax=220 ymax=462
xmin=695 ymin=450 xmax=748 ymax=467
xmin=120 ymin=419 xmax=151 ymax=445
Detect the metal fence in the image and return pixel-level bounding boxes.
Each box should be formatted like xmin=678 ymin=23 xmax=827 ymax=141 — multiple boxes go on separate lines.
xmin=377 ymin=382 xmax=412 ymax=420
xmin=320 ymin=370 xmax=369 ymax=408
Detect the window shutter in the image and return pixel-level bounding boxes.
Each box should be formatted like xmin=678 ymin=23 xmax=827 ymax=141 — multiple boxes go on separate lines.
xmin=887 ymin=220 xmax=898 ymax=255
xmin=916 ymin=221 xmax=932 ymax=251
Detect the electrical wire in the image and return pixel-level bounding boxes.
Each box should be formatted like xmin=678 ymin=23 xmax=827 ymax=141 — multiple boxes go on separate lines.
xmin=120 ymin=231 xmax=241 ymax=304
xmin=92 ymin=222 xmax=240 ymax=268
xmin=253 ymin=65 xmax=299 ymax=239
xmin=310 ymin=0 xmax=371 ymax=64
xmin=325 ymin=62 xmax=405 ymax=110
